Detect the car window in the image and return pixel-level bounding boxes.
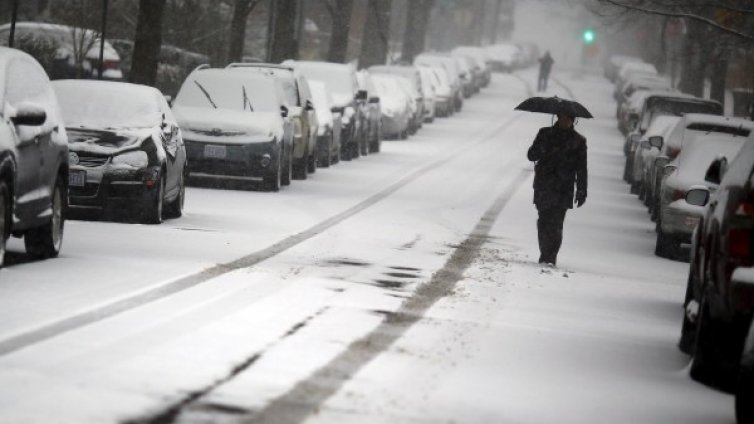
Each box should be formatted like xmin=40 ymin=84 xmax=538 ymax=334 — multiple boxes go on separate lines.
xmin=5 ymin=58 xmax=59 ymax=129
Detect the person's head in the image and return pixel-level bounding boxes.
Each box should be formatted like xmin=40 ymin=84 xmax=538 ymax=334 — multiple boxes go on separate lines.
xmin=556 ymin=112 xmax=574 ymax=129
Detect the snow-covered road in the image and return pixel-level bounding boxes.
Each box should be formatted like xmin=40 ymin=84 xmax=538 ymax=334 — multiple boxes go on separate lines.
xmin=0 ymin=68 xmax=734 ymax=423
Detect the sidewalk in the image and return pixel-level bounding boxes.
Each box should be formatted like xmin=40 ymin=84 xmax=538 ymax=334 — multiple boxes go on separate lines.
xmin=306 ymin=71 xmax=735 ymax=423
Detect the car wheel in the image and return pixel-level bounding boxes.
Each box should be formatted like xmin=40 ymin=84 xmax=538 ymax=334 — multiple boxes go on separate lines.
xmin=690 ymin=295 xmax=741 ymax=391
xmin=655 ymin=229 xmax=680 ymax=259
xmin=307 ymin=152 xmax=317 ymax=174
xmin=333 ymin=142 xmax=341 ymax=164
xmin=351 ymin=142 xmax=360 ymax=159
xmin=319 ymin=136 xmax=333 ymax=168
xmin=24 ymin=176 xmax=65 ymax=259
xmin=0 ymin=181 xmax=8 ymax=268
xmin=360 ymin=138 xmax=369 ymax=156
xmin=281 ymin=146 xmax=292 ymax=186
xmin=143 ymin=176 xmax=164 ymax=225
xmin=263 ymin=155 xmax=282 ymax=192
xmin=292 ymin=157 xmax=307 ymax=180
xmin=164 ymin=172 xmax=186 ymax=218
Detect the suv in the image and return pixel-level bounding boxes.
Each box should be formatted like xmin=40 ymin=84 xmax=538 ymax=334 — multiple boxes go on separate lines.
xmin=0 ymin=47 xmax=69 ymax=267
xmin=227 ymin=63 xmax=318 ymax=179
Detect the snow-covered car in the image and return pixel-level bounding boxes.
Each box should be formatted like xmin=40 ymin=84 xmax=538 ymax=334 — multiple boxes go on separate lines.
xmin=604 ymin=54 xmax=642 ymax=82
xmin=484 ymin=43 xmax=521 ymax=72
xmin=615 ymin=75 xmax=672 ymax=118
xmin=0 ymin=47 xmax=68 ymax=267
xmin=356 ymin=70 xmax=382 ymax=154
xmin=54 ymin=80 xmax=186 ymax=224
xmin=630 ymin=115 xmax=680 ymax=198
xmin=452 ymin=55 xmax=475 ymax=98
xmin=417 ymin=66 xmax=437 ymax=123
xmin=677 ymin=134 xmax=754 ymax=395
xmin=394 ymin=76 xmax=421 ymax=135
xmin=308 ymin=80 xmax=341 ymax=167
xmin=172 ymin=68 xmax=293 ymax=192
xmin=647 ymin=114 xmax=753 ymax=218
xmin=623 ymin=93 xmax=722 ymax=184
xmin=368 ymin=65 xmax=425 ymax=134
xmin=226 ymin=63 xmax=318 ymax=179
xmin=615 ymin=61 xmax=657 ymax=90
xmin=283 ymin=60 xmax=367 ymax=161
xmin=420 ymin=65 xmax=454 ymax=117
xmin=656 ymin=134 xmax=747 ymax=258
xmin=452 ymin=46 xmax=491 ymax=88
xmin=371 ymin=74 xmax=411 ymax=140
xmin=414 ymin=54 xmax=463 ymax=112
xmin=0 ymin=22 xmax=123 ymax=80
xmin=514 ymin=41 xmax=540 ymax=68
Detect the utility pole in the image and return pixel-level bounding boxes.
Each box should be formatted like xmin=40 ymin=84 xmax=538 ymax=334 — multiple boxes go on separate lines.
xmin=98 ymin=0 xmax=109 ymax=79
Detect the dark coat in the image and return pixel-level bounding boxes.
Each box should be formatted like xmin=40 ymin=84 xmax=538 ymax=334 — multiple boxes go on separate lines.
xmin=527 ymin=125 xmax=588 ymax=210
xmin=539 ymin=54 xmax=554 ymax=74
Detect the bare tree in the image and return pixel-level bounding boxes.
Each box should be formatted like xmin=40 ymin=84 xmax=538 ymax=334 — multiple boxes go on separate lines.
xmin=322 ymin=0 xmax=355 ymax=63
xmin=130 ymin=0 xmax=167 ymax=86
xmin=268 ymin=0 xmax=298 ymax=62
xmin=400 ymin=0 xmax=434 ymax=63
xmin=227 ymin=0 xmax=263 ymax=63
xmin=358 ymin=0 xmax=392 ymax=68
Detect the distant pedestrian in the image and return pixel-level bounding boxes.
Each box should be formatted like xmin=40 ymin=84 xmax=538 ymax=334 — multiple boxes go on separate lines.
xmin=538 ymin=51 xmax=554 ymax=92
xmin=526 ymin=112 xmax=587 ymax=266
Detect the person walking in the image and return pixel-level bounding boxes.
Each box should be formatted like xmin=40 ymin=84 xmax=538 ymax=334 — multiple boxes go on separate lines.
xmin=527 ymin=112 xmax=587 ymax=266
xmin=537 ymin=51 xmax=554 ymax=92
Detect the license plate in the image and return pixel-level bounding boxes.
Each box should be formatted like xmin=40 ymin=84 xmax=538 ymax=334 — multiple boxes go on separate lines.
xmin=204 ymin=144 xmax=227 ymax=159
xmin=69 ymin=170 xmax=86 ymax=187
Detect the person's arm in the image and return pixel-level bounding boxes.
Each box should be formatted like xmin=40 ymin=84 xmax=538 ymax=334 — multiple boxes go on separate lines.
xmin=575 ymin=138 xmax=588 ymax=206
xmin=527 ymin=129 xmax=546 ymax=162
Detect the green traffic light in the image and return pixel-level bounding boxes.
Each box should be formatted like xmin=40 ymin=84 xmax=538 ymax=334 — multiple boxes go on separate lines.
xmin=583 ymin=29 xmax=595 ymax=44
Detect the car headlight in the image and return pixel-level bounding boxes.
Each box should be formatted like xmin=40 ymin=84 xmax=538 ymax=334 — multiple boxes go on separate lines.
xmin=112 ymin=150 xmax=148 ymax=168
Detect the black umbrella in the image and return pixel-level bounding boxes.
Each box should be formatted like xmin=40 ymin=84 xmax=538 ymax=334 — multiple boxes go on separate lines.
xmin=514 ymin=96 xmax=593 ymax=119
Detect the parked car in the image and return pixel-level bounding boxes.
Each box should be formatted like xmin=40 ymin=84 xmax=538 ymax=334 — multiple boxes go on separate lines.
xmin=656 ymin=133 xmax=747 ymax=258
xmin=172 ymin=67 xmax=293 ymax=191
xmin=371 ymin=74 xmax=411 ymax=140
xmin=420 ymin=65 xmax=454 ymax=117
xmin=604 ymin=54 xmax=642 ymax=82
xmin=53 ymin=80 xmax=186 ymax=223
xmin=308 ymin=80 xmax=341 ymax=167
xmin=0 ymin=22 xmax=122 ymax=80
xmin=623 ymin=93 xmax=722 ymax=184
xmin=368 ymin=65 xmax=425 ymax=134
xmin=615 ymin=61 xmax=657 ymax=92
xmin=647 ymin=114 xmax=753 ymax=218
xmin=356 ymin=70 xmax=382 ymax=154
xmin=284 ymin=60 xmax=367 ymax=160
xmin=484 ymin=43 xmax=521 ymax=72
xmin=678 ymin=134 xmax=754 ymax=394
xmin=737 ymin=296 xmax=754 ymax=423
xmin=414 ymin=54 xmax=463 ymax=112
xmin=227 ymin=63 xmax=318 ymax=179
xmin=0 ymin=47 xmax=68 ymax=267
xmin=453 ymin=56 xmax=475 ymax=98
xmin=630 ymin=115 xmax=680 ymax=200
xmin=452 ymin=46 xmax=491 ymax=87
xmin=417 ymin=66 xmax=437 ymax=123
xmin=615 ymin=75 xmax=672 ymax=119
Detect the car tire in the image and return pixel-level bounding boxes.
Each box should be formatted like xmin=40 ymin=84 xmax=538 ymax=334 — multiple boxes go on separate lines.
xmin=690 ymin=295 xmax=741 ymax=392
xmin=164 ymin=173 xmax=186 ymax=218
xmin=292 ymin=157 xmax=307 ymax=180
xmin=0 ymin=181 xmax=9 ymax=268
xmin=263 ymin=155 xmax=282 ymax=192
xmin=655 ymin=229 xmax=680 ymax=259
xmin=351 ymin=142 xmax=360 ymax=159
xmin=307 ymin=151 xmax=317 ymax=173
xmin=679 ymin=255 xmax=701 ymax=355
xmin=143 ymin=176 xmax=164 ymax=225
xmin=281 ymin=146 xmax=292 ymax=186
xmin=319 ymin=136 xmax=333 ymax=168
xmin=24 ymin=176 xmax=65 ymax=259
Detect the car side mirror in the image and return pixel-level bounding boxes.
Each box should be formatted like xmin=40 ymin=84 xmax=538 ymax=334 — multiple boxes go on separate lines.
xmin=685 ymin=186 xmax=710 ymax=207
xmin=330 ymin=106 xmax=344 ymax=115
xmin=704 ymin=157 xmax=728 ymax=185
xmin=648 ymin=135 xmax=663 ymax=150
xmin=280 ymin=105 xmax=289 ymax=118
xmin=368 ymin=96 xmax=380 ymax=104
xmin=355 ymin=90 xmax=368 ymax=101
xmin=11 ymin=104 xmax=46 ymax=127
xmin=305 ymin=99 xmax=314 ymax=111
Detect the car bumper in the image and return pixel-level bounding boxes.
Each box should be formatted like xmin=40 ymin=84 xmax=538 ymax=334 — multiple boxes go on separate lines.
xmin=661 ymin=201 xmax=704 ymax=239
xmin=184 ymin=139 xmax=277 ymax=180
xmin=68 ymin=165 xmax=159 ymax=211
xmin=381 ymin=115 xmax=408 ymax=136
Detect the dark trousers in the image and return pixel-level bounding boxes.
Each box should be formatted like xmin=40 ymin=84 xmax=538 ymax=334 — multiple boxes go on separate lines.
xmin=537 ymin=207 xmax=567 ymax=265
xmin=538 ymin=71 xmax=550 ymax=91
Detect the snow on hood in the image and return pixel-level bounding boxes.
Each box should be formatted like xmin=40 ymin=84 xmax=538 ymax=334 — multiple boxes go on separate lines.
xmin=67 ymin=127 xmax=155 ymax=156
xmin=330 ymin=93 xmax=354 ymax=108
xmin=173 ymin=106 xmax=283 ymax=144
xmin=667 ymin=135 xmax=746 ymax=190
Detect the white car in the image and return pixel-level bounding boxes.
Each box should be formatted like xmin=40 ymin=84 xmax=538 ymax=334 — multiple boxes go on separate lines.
xmin=372 ymin=74 xmax=411 ymax=140
xmin=417 ymin=66 xmax=437 ymax=123
xmin=308 ymin=80 xmax=341 ymax=166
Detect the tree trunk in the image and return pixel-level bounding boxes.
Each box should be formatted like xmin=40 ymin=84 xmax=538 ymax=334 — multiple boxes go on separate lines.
xmin=228 ymin=0 xmax=260 ymax=63
xmin=358 ymin=0 xmax=392 ymax=69
xmin=400 ymin=0 xmax=433 ymax=63
xmin=488 ymin=0 xmax=502 ymax=43
xmin=269 ymin=0 xmax=298 ymax=62
xmin=472 ymin=0 xmax=485 ymax=46
xmin=326 ymin=0 xmax=355 ymax=63
xmin=710 ymin=52 xmax=729 ymax=105
xmin=130 ymin=0 xmax=167 ymax=86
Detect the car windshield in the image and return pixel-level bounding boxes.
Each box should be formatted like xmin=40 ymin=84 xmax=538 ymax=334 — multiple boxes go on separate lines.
xmin=175 ymin=73 xmax=279 ymax=113
xmin=231 ymin=67 xmax=299 ymax=107
xmin=54 ymin=82 xmax=160 ymax=129
xmin=642 ymin=98 xmax=721 ymax=130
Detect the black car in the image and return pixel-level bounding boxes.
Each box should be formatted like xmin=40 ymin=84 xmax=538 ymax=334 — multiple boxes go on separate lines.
xmin=1 ymin=48 xmax=69 ymax=267
xmin=678 ymin=134 xmax=754 ymax=392
xmin=53 ymin=80 xmax=187 ymax=224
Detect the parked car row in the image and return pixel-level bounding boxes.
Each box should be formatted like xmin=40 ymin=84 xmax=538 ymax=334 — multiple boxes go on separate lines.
xmin=0 ymin=39 xmax=505 ymax=267
xmin=606 ymin=54 xmax=754 ymax=423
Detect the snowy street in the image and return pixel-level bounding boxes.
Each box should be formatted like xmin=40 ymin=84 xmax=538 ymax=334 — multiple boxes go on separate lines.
xmin=0 ymin=66 xmax=735 ymax=423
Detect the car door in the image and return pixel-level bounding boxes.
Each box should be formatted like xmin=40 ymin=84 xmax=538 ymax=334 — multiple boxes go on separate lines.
xmin=4 ymin=58 xmax=51 ymax=222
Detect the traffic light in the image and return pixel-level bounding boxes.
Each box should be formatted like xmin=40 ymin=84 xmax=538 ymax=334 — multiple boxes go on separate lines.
xmin=582 ymin=28 xmax=595 ymax=44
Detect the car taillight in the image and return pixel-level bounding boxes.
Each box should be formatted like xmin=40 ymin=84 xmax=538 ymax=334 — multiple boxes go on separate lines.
xmin=672 ymin=189 xmax=685 ymax=201
xmin=728 ymin=194 xmax=754 ymax=260
xmin=668 ymin=146 xmax=681 ymax=160
xmin=729 ymin=228 xmax=751 ymax=259
xmin=735 ymin=200 xmax=754 ymax=217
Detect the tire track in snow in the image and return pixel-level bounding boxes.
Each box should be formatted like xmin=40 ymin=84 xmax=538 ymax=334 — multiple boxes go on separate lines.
xmin=232 ymin=164 xmax=532 ymax=424
xmin=0 ymin=110 xmax=524 ymax=357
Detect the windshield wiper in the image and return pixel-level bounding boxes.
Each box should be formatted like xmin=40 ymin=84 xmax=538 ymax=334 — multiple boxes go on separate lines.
xmin=242 ymin=85 xmax=253 ymax=112
xmin=193 ymin=80 xmax=217 ymax=109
